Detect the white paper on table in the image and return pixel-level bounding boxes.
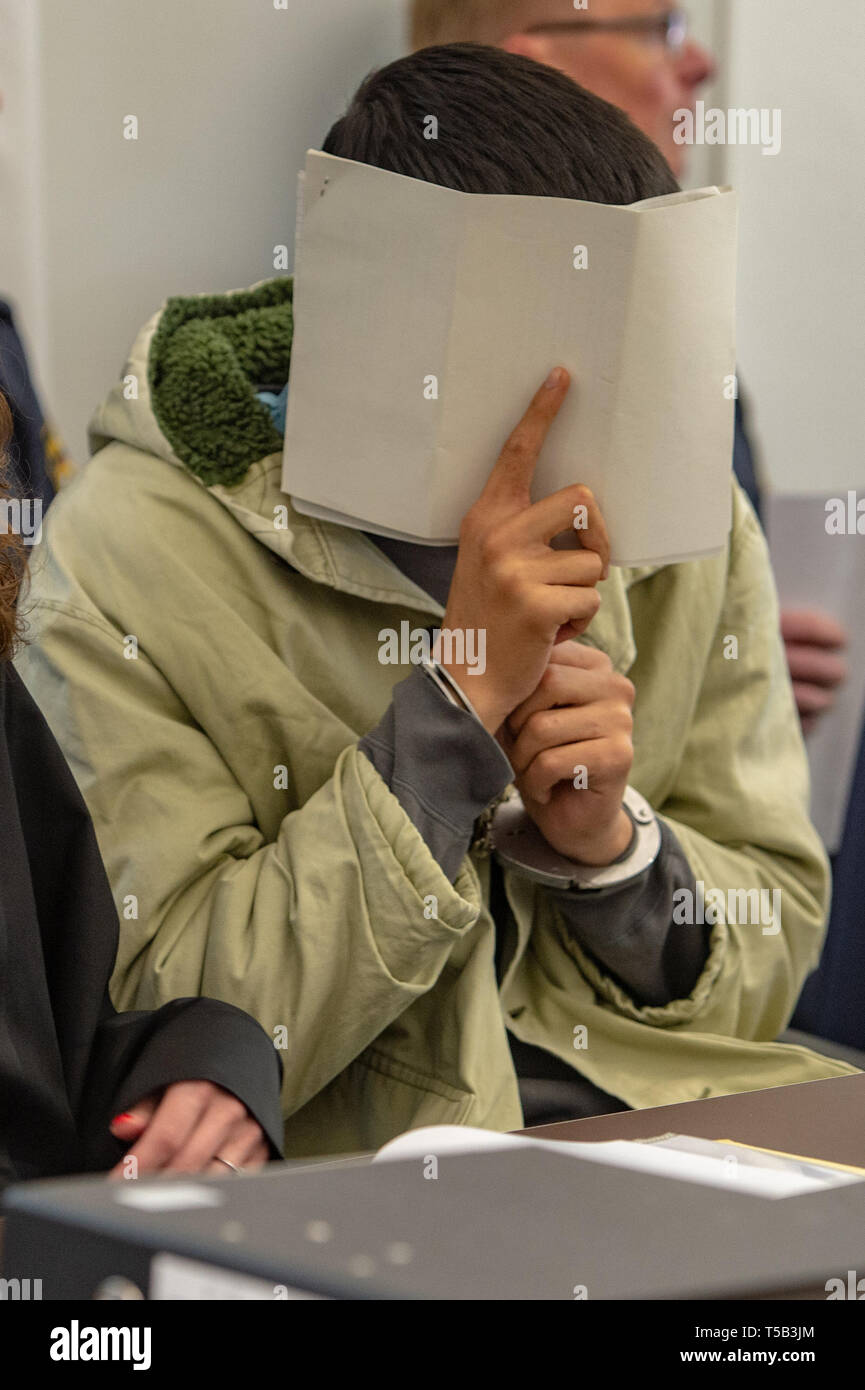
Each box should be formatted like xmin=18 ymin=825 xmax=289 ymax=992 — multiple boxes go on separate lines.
xmin=374 ymin=1125 xmax=864 ymax=1199
xmin=283 ymin=151 xmax=738 ymax=567
xmin=150 ymin=1253 xmax=327 ymax=1301
xmin=766 ymin=492 xmax=865 ymax=852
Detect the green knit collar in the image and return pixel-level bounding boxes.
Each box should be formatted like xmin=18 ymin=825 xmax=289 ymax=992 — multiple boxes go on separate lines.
xmin=148 ymin=277 xmax=294 ymax=488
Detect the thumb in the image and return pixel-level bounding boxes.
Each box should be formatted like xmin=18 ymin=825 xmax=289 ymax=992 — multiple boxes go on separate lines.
xmin=109 ymin=1093 xmax=160 ymax=1141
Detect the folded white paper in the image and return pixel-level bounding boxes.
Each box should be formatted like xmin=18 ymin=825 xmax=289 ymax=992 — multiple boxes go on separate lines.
xmin=283 ymin=150 xmax=738 ymax=566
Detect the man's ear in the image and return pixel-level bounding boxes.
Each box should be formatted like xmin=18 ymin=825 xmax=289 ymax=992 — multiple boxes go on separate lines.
xmin=500 ymin=31 xmax=549 ymax=63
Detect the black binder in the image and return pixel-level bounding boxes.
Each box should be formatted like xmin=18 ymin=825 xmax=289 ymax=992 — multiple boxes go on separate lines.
xmin=4 ymin=1146 xmax=865 ymax=1300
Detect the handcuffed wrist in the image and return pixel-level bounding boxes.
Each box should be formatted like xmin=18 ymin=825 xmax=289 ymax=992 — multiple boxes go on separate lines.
xmin=568 ymin=807 xmax=636 ymax=867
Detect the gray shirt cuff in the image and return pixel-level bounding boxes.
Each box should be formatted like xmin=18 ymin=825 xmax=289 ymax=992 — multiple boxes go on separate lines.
xmin=549 ymin=820 xmax=709 ymax=1007
xmin=358 ymin=666 xmax=512 ymax=881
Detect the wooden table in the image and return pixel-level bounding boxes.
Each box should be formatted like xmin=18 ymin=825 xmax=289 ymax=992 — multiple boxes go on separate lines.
xmin=522 ymin=1072 xmax=865 ymax=1297
xmin=521 ymin=1072 xmax=865 ymax=1169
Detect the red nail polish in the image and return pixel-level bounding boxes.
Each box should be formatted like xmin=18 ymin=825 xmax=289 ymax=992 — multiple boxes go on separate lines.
xmin=112 ymin=1113 xmax=134 ymax=1124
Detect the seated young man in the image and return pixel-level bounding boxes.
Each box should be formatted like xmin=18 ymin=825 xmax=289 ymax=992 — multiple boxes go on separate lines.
xmin=17 ymin=45 xmax=857 ymax=1155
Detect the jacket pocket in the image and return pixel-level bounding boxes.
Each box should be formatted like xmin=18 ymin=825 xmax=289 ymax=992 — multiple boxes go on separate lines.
xmin=282 ymin=1047 xmax=476 ymax=1158
xmin=356 ymin=1047 xmax=476 ymax=1126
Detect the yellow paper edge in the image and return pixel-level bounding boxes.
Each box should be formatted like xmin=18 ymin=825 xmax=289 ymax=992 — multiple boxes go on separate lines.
xmin=716 ymin=1138 xmax=865 ymax=1178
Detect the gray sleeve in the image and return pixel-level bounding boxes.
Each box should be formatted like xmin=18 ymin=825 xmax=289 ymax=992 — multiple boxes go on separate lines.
xmin=358 ymin=667 xmax=513 ymax=882
xmin=358 ymin=670 xmax=708 ymax=1004
xmin=549 ymin=820 xmax=709 ymax=1007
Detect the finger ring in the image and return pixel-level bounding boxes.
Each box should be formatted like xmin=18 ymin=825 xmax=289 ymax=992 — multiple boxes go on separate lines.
xmin=215 ymin=1155 xmax=242 ymax=1174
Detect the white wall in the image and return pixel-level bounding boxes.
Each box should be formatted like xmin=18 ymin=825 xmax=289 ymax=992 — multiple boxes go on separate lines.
xmin=680 ymin=0 xmax=727 ymax=190
xmin=0 ymin=0 xmax=48 ymax=395
xmin=722 ymin=0 xmax=865 ymax=495
xmin=1 ymin=0 xmax=406 ymax=460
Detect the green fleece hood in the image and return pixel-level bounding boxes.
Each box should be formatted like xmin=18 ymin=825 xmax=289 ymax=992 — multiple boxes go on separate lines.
xmin=89 ymin=276 xmax=455 ymax=621
xmin=91 ymin=277 xmax=295 ymax=487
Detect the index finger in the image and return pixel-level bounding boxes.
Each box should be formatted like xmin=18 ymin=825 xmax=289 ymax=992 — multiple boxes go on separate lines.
xmin=481 ymin=367 xmax=571 ymax=505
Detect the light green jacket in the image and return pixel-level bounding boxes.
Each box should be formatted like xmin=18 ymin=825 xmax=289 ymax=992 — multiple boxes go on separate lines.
xmin=17 ymin=279 xmax=857 ymax=1156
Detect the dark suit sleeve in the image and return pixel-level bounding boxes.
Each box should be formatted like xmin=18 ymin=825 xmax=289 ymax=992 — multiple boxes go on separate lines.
xmin=733 ymin=393 xmax=762 ymax=524
xmin=3 ymin=662 xmax=283 ymax=1179
xmin=82 ymin=998 xmax=285 ymax=1171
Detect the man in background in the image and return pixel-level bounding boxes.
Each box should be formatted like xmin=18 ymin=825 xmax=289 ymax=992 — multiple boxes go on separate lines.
xmin=413 ymin=0 xmax=712 ymax=179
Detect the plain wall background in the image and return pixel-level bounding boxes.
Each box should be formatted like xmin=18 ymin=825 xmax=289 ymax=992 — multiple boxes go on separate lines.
xmin=1 ymin=0 xmax=406 ymax=460
xmin=0 ymin=0 xmax=45 ymax=384
xmin=722 ymin=0 xmax=865 ymax=494
xmin=1 ymin=0 xmax=863 ymax=492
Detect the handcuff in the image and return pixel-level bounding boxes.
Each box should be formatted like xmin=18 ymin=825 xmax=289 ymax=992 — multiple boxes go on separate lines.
xmin=420 ymin=657 xmax=661 ymax=893
xmin=488 ymin=783 xmax=660 ymax=893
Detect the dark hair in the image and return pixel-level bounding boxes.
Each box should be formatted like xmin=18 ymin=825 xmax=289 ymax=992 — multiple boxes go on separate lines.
xmin=323 ymin=43 xmax=679 ymax=204
xmin=0 ymin=395 xmax=27 ymax=661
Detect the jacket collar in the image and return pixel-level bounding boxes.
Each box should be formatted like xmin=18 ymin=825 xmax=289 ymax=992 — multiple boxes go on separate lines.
xmin=210 ymin=456 xmax=446 ymax=619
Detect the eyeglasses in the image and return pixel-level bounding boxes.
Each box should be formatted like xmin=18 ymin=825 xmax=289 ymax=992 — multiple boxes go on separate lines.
xmin=525 ymin=8 xmax=690 ymax=55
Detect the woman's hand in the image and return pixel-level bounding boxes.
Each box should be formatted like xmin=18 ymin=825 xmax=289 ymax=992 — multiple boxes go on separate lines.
xmin=108 ymin=1079 xmax=269 ymax=1178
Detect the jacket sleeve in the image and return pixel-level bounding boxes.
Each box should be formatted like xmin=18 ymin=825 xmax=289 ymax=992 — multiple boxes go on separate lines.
xmin=16 ymin=603 xmax=486 ymax=1126
xmin=362 ymin=666 xmax=708 ymax=1007
xmin=546 ymin=488 xmax=832 ymax=1041
xmin=82 ymin=997 xmax=285 ymax=1170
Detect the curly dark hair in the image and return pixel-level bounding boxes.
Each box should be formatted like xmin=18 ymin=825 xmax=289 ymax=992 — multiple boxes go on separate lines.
xmin=0 ymin=394 xmax=27 ymax=661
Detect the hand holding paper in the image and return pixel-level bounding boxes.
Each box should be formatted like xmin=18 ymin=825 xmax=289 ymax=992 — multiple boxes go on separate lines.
xmin=438 ymin=367 xmax=610 ymax=735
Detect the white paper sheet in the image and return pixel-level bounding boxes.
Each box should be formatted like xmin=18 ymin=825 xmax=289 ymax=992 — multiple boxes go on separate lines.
xmin=283 ymin=151 xmax=738 ymax=567
xmin=150 ymin=1253 xmax=326 ymax=1301
xmin=374 ymin=1125 xmax=864 ymax=1199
